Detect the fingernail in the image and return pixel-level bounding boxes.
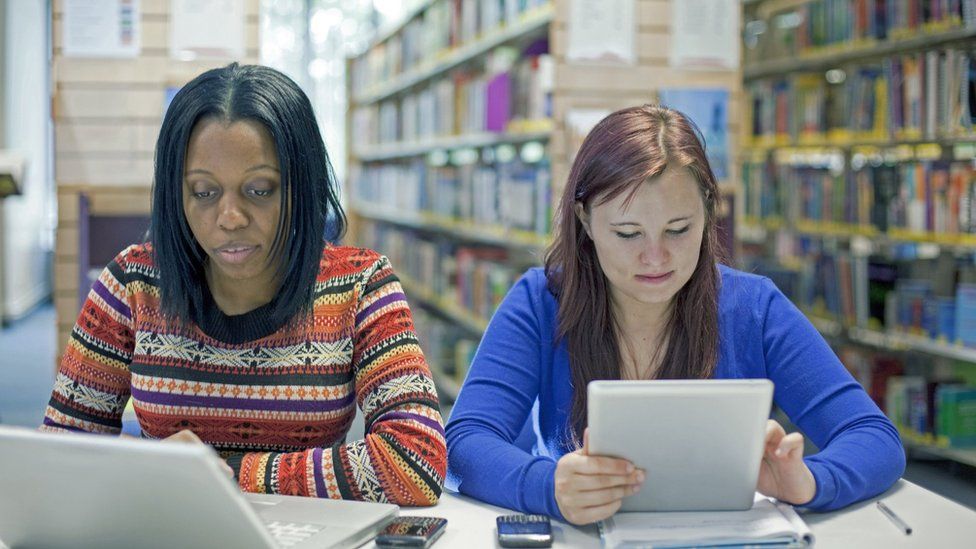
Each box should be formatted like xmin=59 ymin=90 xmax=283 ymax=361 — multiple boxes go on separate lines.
xmin=626 ymin=463 xmax=635 ymax=473
xmin=775 ymin=448 xmax=784 ymax=457
xmin=637 ymin=471 xmax=646 ymax=483
xmin=631 ymin=484 xmax=641 ymax=494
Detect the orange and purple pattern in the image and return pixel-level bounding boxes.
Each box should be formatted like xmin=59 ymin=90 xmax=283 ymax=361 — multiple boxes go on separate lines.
xmin=42 ymin=243 xmax=446 ymax=506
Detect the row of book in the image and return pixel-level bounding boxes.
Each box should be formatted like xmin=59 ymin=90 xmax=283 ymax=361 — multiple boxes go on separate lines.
xmin=353 ymin=156 xmax=552 ymax=235
xmin=412 ymin=308 xmax=479 ymax=392
xmin=351 ymin=46 xmax=553 ymax=147
xmin=742 ymin=157 xmax=976 ymax=235
xmin=358 ymin=221 xmax=522 ymax=322
xmin=748 ymin=246 xmax=976 ymax=347
xmin=744 ymin=0 xmax=976 ymax=65
xmin=350 ymin=0 xmax=550 ymax=97
xmin=749 ymin=46 xmax=976 ymax=143
xmin=838 ymin=346 xmax=976 ymax=447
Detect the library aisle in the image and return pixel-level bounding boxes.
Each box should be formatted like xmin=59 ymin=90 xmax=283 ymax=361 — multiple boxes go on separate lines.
xmin=6 ymin=0 xmax=976 ymax=528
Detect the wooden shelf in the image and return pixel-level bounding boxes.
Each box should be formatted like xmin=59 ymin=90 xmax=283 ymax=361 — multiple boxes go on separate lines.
xmin=905 ymin=442 xmax=976 ymax=468
xmin=738 ymin=219 xmax=976 ymax=252
xmin=744 ymin=26 xmax=976 ymax=81
xmin=398 ymin=273 xmax=489 ymax=335
xmin=354 ymin=126 xmax=551 ymax=161
xmin=353 ymin=202 xmax=549 ymax=251
xmin=352 ymin=4 xmax=553 ymax=105
xmin=430 ymin=365 xmax=461 ymax=401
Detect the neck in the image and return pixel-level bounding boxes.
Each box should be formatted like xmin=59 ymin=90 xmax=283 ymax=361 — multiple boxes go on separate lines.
xmin=610 ymin=292 xmax=671 ymax=338
xmin=205 ymin=264 xmax=278 ymax=315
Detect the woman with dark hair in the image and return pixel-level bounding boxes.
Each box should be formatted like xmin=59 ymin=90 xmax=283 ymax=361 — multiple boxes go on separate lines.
xmin=41 ymin=63 xmax=446 ymax=506
xmin=445 ymin=105 xmax=904 ymax=524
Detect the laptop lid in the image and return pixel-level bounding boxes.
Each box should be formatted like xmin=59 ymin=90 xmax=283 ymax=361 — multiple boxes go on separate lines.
xmin=587 ymin=379 xmax=773 ymax=512
xmin=0 ymin=426 xmax=396 ymax=549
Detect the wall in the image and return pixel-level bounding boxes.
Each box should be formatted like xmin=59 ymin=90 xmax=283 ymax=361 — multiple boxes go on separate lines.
xmin=3 ymin=0 xmax=54 ymax=321
xmin=52 ymin=0 xmax=260 ymax=356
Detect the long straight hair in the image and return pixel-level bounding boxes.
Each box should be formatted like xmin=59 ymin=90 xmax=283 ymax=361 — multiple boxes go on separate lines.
xmin=544 ymin=105 xmax=726 ymax=439
xmin=150 ymin=63 xmax=345 ymax=329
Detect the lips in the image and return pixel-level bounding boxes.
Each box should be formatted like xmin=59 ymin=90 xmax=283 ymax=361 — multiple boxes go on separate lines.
xmin=635 ymin=271 xmax=673 ymax=284
xmin=214 ymin=243 xmax=258 ymax=265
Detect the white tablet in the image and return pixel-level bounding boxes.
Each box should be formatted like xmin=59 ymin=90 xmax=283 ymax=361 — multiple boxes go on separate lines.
xmin=587 ymin=379 xmax=774 ymax=512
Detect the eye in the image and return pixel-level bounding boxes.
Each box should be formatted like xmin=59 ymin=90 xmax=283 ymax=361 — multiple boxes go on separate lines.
xmin=614 ymin=231 xmax=640 ymax=240
xmin=666 ymin=226 xmax=690 ymax=236
xmin=249 ymin=188 xmax=274 ymax=198
xmin=192 ymin=190 xmax=216 ymax=200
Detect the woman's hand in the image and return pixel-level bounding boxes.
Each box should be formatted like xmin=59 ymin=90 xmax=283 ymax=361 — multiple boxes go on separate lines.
xmin=757 ymin=419 xmax=816 ymax=505
xmin=162 ymin=429 xmax=235 ymax=478
xmin=554 ymin=428 xmax=644 ymax=525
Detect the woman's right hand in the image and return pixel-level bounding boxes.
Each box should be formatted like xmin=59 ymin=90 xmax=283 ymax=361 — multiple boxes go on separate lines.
xmin=162 ymin=429 xmax=235 ymax=478
xmin=554 ymin=428 xmax=644 ymax=525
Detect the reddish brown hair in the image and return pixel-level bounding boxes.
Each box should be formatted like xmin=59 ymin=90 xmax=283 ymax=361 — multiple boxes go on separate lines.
xmin=544 ymin=104 xmax=726 ymax=440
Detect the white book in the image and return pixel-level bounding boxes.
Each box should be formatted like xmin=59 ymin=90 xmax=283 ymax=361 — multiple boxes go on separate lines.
xmin=599 ymin=496 xmax=813 ymax=549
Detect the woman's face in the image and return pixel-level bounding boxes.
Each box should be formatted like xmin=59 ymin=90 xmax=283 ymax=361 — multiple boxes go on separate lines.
xmin=576 ymin=166 xmax=706 ymax=316
xmin=182 ymin=118 xmax=283 ymax=291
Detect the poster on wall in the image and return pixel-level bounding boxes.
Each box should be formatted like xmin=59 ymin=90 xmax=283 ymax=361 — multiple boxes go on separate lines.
xmin=566 ymin=0 xmax=635 ymax=64
xmin=170 ymin=0 xmax=245 ymax=60
xmin=670 ymin=0 xmax=739 ymax=70
xmin=658 ymin=88 xmax=730 ymax=180
xmin=63 ymin=0 xmax=140 ymax=58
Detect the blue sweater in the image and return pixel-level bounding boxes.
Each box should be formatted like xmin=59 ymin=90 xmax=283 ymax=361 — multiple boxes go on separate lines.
xmin=445 ymin=265 xmax=905 ymax=519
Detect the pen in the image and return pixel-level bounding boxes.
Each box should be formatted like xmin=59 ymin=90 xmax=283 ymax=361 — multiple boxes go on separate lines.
xmin=877 ymin=501 xmax=912 ymax=535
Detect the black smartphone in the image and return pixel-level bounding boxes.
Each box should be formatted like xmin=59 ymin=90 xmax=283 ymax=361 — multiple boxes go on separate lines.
xmin=374 ymin=516 xmax=447 ymax=548
xmin=496 ymin=514 xmax=553 ymax=548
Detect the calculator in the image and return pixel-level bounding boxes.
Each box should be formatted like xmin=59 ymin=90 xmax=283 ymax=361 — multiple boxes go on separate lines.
xmin=495 ymin=514 xmax=553 ymax=548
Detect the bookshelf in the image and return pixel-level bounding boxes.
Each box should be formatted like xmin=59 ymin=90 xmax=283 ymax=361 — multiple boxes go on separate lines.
xmin=51 ymin=0 xmax=261 ymax=363
xmin=740 ymin=0 xmax=976 ymax=466
xmin=345 ymin=0 xmax=742 ymax=402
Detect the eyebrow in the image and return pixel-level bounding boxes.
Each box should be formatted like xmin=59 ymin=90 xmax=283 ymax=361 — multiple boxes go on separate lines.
xmin=185 ymin=164 xmax=280 ymax=176
xmin=610 ymin=216 xmax=691 ymax=226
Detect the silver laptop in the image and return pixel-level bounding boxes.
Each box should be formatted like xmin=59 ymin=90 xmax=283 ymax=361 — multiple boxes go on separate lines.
xmin=0 ymin=425 xmax=397 ymax=549
xmin=587 ymin=379 xmax=773 ymax=512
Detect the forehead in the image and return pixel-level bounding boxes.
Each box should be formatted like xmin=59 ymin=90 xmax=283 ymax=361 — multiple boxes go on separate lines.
xmin=185 ymin=118 xmax=278 ymax=163
xmin=592 ymin=166 xmax=702 ymax=217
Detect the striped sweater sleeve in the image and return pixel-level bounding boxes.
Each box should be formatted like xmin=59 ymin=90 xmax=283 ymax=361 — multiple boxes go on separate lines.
xmin=41 ymin=250 xmax=135 ymax=434
xmin=235 ymin=256 xmax=447 ymax=506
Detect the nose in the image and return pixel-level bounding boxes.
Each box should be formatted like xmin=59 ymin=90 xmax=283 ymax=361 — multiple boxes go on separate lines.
xmin=216 ymin=195 xmax=249 ymax=231
xmin=639 ymin=238 xmax=670 ymax=266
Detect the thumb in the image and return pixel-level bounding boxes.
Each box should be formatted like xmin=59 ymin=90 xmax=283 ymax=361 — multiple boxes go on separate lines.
xmin=582 ymin=427 xmax=590 ymax=455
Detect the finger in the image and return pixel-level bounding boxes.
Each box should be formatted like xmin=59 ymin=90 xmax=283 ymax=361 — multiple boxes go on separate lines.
xmin=572 ymin=484 xmax=637 ymax=509
xmin=583 ymin=428 xmax=590 ymax=455
xmin=573 ymin=470 xmax=644 ymax=492
xmin=774 ymin=432 xmax=805 ymax=459
xmin=764 ymin=419 xmax=785 ymax=445
xmin=574 ymin=455 xmax=635 ymax=476
xmin=572 ymin=498 xmax=624 ymax=525
xmin=163 ymin=429 xmax=203 ymax=445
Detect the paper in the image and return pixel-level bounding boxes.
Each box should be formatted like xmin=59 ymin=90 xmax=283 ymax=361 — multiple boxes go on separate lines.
xmin=566 ymin=0 xmax=635 ymax=64
xmin=565 ymin=109 xmax=611 ymax=163
xmin=170 ymin=0 xmax=245 ymax=60
xmin=670 ymin=0 xmax=739 ymax=70
xmin=599 ymin=498 xmax=814 ymax=549
xmin=63 ymin=0 xmax=140 ymax=58
xmin=658 ymin=88 xmax=730 ymax=180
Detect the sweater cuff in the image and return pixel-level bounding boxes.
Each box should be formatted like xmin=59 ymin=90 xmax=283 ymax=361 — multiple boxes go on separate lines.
xmin=802 ymin=458 xmax=836 ymax=510
xmin=521 ymin=459 xmax=565 ymax=521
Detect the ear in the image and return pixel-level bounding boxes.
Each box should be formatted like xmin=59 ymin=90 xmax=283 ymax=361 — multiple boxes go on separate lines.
xmin=574 ymin=201 xmax=592 ymax=239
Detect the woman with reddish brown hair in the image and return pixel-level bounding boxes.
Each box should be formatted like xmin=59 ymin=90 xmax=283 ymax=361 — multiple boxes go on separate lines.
xmin=445 ymin=105 xmax=904 ymax=524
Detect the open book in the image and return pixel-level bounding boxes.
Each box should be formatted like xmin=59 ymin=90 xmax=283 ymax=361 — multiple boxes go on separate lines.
xmin=599 ymin=497 xmax=814 ymax=548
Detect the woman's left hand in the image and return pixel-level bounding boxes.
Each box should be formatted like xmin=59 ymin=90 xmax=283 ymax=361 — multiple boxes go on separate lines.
xmin=757 ymin=419 xmax=816 ymax=505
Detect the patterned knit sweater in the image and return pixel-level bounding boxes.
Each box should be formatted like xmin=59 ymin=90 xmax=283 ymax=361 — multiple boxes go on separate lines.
xmin=42 ymin=243 xmax=446 ymax=506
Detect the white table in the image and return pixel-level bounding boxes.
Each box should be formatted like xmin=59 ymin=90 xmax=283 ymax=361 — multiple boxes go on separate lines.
xmin=373 ymin=480 xmax=976 ymax=548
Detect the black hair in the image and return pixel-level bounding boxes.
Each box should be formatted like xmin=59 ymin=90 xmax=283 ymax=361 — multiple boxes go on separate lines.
xmin=150 ymin=63 xmax=346 ymax=329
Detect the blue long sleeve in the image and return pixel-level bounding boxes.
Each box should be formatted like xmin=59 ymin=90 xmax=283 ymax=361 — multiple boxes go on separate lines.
xmin=446 ymin=266 xmax=904 ymax=518
xmin=754 ymin=277 xmax=906 ymax=511
xmin=445 ymin=273 xmax=565 ymax=519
